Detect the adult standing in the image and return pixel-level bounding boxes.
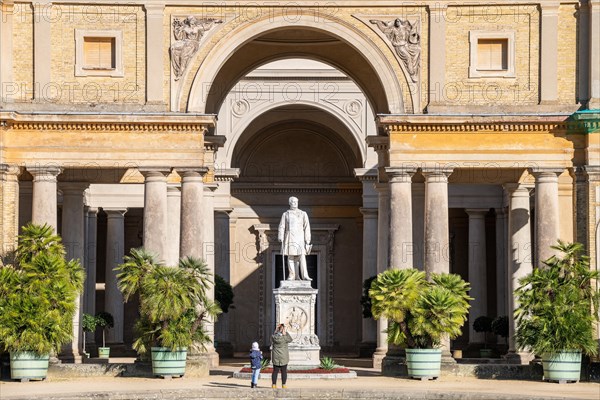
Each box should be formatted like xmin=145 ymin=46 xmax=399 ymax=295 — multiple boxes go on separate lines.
xmin=270 ymin=323 xmax=293 ymax=388
xmin=278 ymin=196 xmax=312 ymax=281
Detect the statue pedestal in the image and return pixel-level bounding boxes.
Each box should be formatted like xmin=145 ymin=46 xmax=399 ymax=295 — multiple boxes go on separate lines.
xmin=273 ymin=280 xmax=320 ymax=369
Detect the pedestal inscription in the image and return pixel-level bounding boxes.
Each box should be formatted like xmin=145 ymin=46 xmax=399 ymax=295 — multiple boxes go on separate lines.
xmin=273 ymin=281 xmax=320 ymax=368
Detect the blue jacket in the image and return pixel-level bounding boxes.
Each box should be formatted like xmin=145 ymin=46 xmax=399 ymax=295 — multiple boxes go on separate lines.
xmin=250 ymin=349 xmax=263 ymax=369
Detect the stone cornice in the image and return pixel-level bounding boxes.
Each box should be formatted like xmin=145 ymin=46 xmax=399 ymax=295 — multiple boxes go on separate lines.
xmin=377 ymin=114 xmax=600 ymax=134
xmin=214 ymin=168 xmax=240 ymax=182
xmin=232 ymin=183 xmax=361 ymax=194
xmin=0 ymin=112 xmax=216 ymax=133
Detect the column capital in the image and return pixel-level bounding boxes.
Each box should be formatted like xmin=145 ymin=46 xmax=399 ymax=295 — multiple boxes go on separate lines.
xmin=528 ymin=167 xmax=563 ymax=181
xmin=204 ymin=182 xmax=218 ymax=193
xmin=421 ymin=167 xmax=453 ymax=182
xmin=86 ymin=206 xmax=99 ymax=215
xmin=503 ymin=182 xmax=533 ymax=195
xmin=0 ymin=164 xmax=22 ymax=179
xmin=177 ymin=167 xmax=209 ymax=180
xmin=204 ymin=135 xmax=227 ymax=153
xmin=465 ymin=208 xmax=488 ymax=217
xmin=359 ymin=207 xmax=378 ymax=217
xmin=385 ymin=167 xmax=417 ymax=183
xmin=59 ymin=182 xmax=89 ymax=194
xmin=139 ymin=167 xmax=171 ymax=180
xmin=103 ymin=208 xmax=127 ymax=218
xmin=575 ymin=165 xmax=600 ymax=181
xmin=143 ymin=2 xmax=165 ymax=14
xmin=540 ymin=1 xmax=560 ymax=14
xmin=28 ymin=165 xmax=63 ymax=180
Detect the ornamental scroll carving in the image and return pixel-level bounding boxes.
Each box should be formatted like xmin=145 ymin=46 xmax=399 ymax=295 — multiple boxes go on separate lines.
xmin=170 ymin=16 xmax=222 ymax=80
xmin=370 ymin=18 xmax=421 ymax=83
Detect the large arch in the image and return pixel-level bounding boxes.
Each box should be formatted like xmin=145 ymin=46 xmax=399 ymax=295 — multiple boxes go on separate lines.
xmin=185 ymin=14 xmax=407 ymax=114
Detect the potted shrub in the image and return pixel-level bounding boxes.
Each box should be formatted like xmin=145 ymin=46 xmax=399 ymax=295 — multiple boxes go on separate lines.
xmin=369 ymin=268 xmax=471 ymax=380
xmin=82 ymin=313 xmax=97 ymax=359
xmin=95 ymin=311 xmax=114 ymax=359
xmin=491 ymin=315 xmax=508 ymax=354
xmin=116 ymin=248 xmax=221 ymax=378
xmin=473 ymin=316 xmax=494 ymax=357
xmin=0 ymin=223 xmax=84 ymax=382
xmin=515 ymin=241 xmax=600 ymax=384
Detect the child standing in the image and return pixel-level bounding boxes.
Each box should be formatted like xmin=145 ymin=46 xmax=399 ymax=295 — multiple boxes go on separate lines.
xmin=249 ymin=342 xmax=263 ymax=388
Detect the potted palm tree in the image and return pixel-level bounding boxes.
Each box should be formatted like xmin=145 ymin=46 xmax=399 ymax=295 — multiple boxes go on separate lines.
xmin=369 ymin=268 xmax=472 ymax=380
xmin=116 ymin=248 xmax=221 ymax=378
xmin=0 ymin=224 xmax=84 ymax=382
xmin=515 ymin=241 xmax=600 ymax=384
xmin=95 ymin=311 xmax=114 ymax=359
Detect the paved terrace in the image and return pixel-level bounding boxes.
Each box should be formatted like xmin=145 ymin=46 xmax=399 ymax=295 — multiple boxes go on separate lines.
xmin=1 ymin=358 xmax=599 ymax=400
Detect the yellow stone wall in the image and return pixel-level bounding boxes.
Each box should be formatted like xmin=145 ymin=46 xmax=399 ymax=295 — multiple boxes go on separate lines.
xmin=12 ymin=3 xmax=34 ymax=100
xmin=557 ymin=4 xmax=578 ymax=104
xmin=444 ymin=5 xmax=539 ymax=106
xmin=0 ymin=169 xmax=19 ymax=257
xmin=48 ymin=4 xmax=146 ymax=104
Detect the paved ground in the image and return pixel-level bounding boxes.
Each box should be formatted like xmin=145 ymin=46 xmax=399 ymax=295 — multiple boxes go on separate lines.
xmin=1 ymin=358 xmax=599 ymax=400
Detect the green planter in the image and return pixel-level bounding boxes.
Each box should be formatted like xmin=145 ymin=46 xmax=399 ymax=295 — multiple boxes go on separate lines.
xmin=151 ymin=347 xmax=187 ymax=378
xmin=98 ymin=347 xmax=110 ymax=359
xmin=406 ymin=348 xmax=442 ymax=380
xmin=542 ymin=350 xmax=582 ymax=384
xmin=10 ymin=352 xmax=49 ymax=382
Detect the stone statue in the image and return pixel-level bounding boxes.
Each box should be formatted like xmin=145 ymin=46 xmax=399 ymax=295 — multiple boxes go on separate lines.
xmin=170 ymin=16 xmax=222 ymax=80
xmin=278 ymin=196 xmax=312 ymax=281
xmin=370 ymin=18 xmax=421 ymax=83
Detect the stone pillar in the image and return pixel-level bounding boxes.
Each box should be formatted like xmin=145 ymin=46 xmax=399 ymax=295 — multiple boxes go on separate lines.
xmin=214 ymin=209 xmax=233 ymax=357
xmin=29 ymin=166 xmax=62 ymax=232
xmin=539 ymin=2 xmax=559 ymax=104
xmin=373 ymin=182 xmax=389 ymax=368
xmin=33 ymin=1 xmax=51 ymax=100
xmin=0 ymin=164 xmax=20 ymax=257
xmin=203 ymin=183 xmax=219 ymax=367
xmin=179 ymin=168 xmax=208 ymax=259
xmin=465 ymin=209 xmax=488 ymax=344
xmin=386 ymin=167 xmax=416 ymax=269
xmin=530 ymin=168 xmax=563 ymax=266
xmin=589 ymin=0 xmax=600 ymax=109
xmin=60 ymin=182 xmax=89 ymax=363
xmin=427 ymin=4 xmax=446 ymax=109
xmin=495 ymin=208 xmax=508 ymax=317
xmin=104 ymin=208 xmax=127 ymax=345
xmin=140 ymin=168 xmax=170 ymax=262
xmin=0 ymin=0 xmax=15 ymax=103
xmin=422 ymin=169 xmax=453 ymax=275
xmin=144 ymin=3 xmax=165 ymax=104
xmin=84 ymin=207 xmax=98 ymax=346
xmin=165 ymin=184 xmax=181 ymax=266
xmin=504 ymin=184 xmax=534 ymax=364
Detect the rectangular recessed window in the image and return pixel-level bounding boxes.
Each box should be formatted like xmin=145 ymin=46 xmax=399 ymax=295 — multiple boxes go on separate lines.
xmin=83 ymin=37 xmax=115 ymax=70
xmin=477 ymin=39 xmax=508 ymax=71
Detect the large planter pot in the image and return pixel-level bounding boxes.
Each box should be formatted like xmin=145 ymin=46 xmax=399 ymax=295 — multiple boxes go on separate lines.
xmin=405 ymin=348 xmax=442 ymax=380
xmin=98 ymin=347 xmax=110 ymax=358
xmin=542 ymin=350 xmax=582 ymax=384
xmin=151 ymin=347 xmax=187 ymax=378
xmin=10 ymin=352 xmax=49 ymax=382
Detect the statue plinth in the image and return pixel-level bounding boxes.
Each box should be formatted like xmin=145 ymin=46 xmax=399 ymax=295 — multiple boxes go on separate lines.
xmin=273 ymin=280 xmax=320 ymax=369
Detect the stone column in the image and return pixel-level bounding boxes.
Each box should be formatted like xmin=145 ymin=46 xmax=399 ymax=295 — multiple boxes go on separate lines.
xmin=179 ymin=168 xmax=207 ymax=259
xmin=465 ymin=209 xmax=488 ymax=344
xmin=386 ymin=167 xmax=416 ymax=269
xmin=422 ymin=168 xmax=453 ymax=275
xmin=539 ymin=2 xmax=559 ymax=104
xmin=203 ymin=183 xmax=219 ymax=367
xmin=165 ymin=184 xmax=181 ymax=266
xmin=140 ymin=168 xmax=170 ymax=262
xmin=504 ymin=184 xmax=534 ymax=364
xmin=84 ymin=207 xmax=98 ymax=346
xmin=104 ymin=208 xmax=127 ymax=345
xmin=589 ymin=0 xmax=600 ymax=109
xmin=60 ymin=182 xmax=89 ymax=363
xmin=373 ymin=182 xmax=389 ymax=368
xmin=214 ymin=209 xmax=233 ymax=357
xmin=530 ymin=168 xmax=563 ymax=266
xmin=0 ymin=164 xmax=20 ymax=257
xmin=0 ymin=0 xmax=15 ymax=103
xmin=495 ymin=208 xmax=508 ymax=317
xmin=29 ymin=166 xmax=62 ymax=232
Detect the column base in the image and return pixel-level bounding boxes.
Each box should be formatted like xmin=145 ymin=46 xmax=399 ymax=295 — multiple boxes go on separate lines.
xmin=189 ymin=349 xmax=219 ymax=368
xmin=186 ymin=352 xmax=216 ymax=377
xmin=504 ymin=351 xmax=535 ymax=365
xmin=372 ymin=348 xmax=387 ymax=369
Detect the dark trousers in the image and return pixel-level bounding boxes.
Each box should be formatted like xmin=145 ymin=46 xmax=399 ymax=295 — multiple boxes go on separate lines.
xmin=271 ymin=364 xmax=287 ymax=385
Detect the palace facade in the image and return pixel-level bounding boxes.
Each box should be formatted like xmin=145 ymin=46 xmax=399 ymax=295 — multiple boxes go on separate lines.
xmin=0 ymin=0 xmax=599 ymax=366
